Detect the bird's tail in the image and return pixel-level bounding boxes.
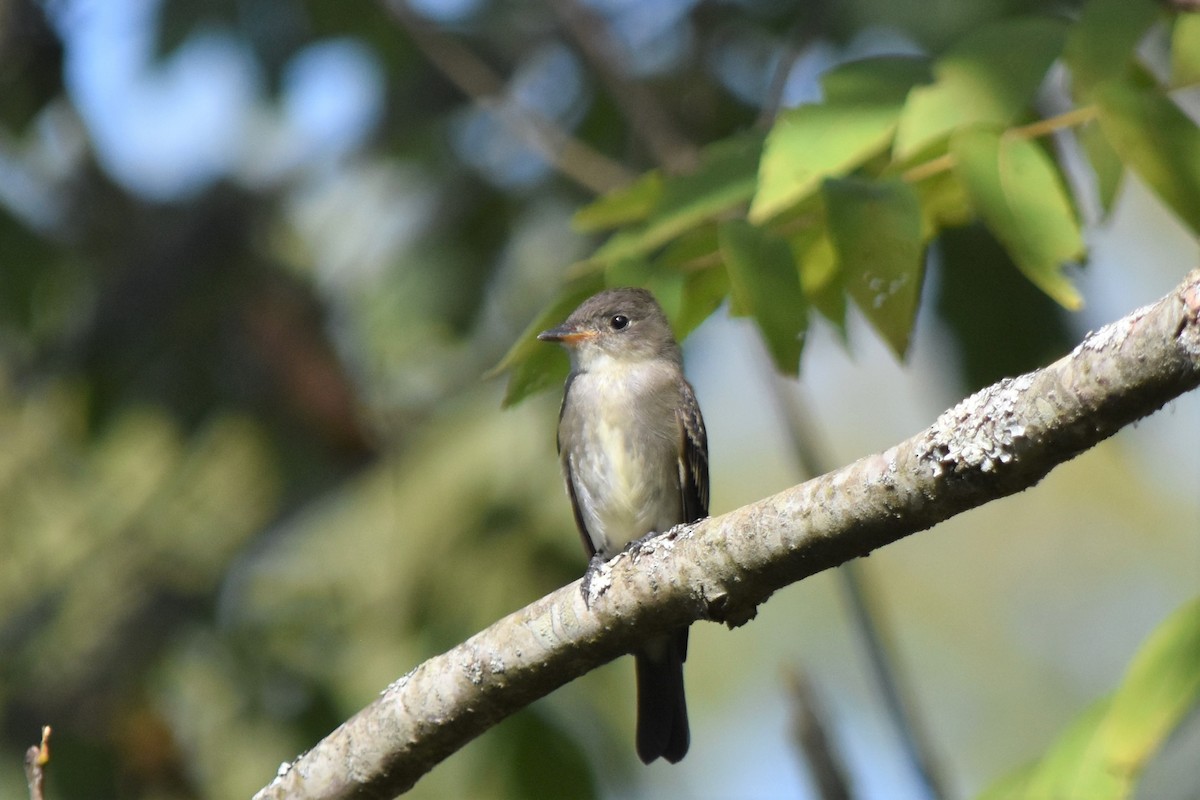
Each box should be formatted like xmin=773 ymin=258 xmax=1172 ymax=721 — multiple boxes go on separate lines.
xmin=634 ymin=629 xmax=689 ymax=764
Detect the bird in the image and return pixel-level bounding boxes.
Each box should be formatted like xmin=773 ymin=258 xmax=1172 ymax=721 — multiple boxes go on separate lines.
xmin=538 ymin=287 xmax=709 ymax=764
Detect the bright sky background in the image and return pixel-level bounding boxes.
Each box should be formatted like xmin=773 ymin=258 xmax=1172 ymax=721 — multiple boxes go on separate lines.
xmin=50 ymin=0 xmax=385 ymax=199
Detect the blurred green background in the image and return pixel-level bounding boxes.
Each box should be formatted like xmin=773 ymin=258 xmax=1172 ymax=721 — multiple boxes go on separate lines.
xmin=0 ymin=0 xmax=1197 ymax=798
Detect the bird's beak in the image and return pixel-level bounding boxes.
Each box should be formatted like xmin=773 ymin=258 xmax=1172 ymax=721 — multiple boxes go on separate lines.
xmin=538 ymin=325 xmax=596 ymax=345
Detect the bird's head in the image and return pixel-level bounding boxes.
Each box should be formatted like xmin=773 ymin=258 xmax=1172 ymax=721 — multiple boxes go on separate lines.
xmin=538 ymin=287 xmax=681 ymax=371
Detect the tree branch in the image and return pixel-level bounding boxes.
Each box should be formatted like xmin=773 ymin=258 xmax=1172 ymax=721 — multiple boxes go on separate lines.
xmin=255 ymin=270 xmax=1200 ymax=800
xmin=786 ymin=668 xmax=854 ymax=800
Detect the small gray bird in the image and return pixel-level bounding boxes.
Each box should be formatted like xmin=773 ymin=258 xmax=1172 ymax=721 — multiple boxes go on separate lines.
xmin=538 ymin=287 xmax=709 ymax=764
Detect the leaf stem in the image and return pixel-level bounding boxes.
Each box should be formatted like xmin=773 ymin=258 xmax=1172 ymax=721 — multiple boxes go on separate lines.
xmin=901 ymin=153 xmax=955 ymax=184
xmin=901 ymin=104 xmax=1100 ymax=185
xmin=1008 ymin=104 xmax=1098 ymax=140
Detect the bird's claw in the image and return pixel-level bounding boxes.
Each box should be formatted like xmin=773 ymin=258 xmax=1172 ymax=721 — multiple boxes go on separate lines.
xmin=624 ymin=529 xmax=662 ymax=553
xmin=580 ymin=552 xmax=608 ymax=609
xmin=579 ymin=530 xmax=665 ymax=608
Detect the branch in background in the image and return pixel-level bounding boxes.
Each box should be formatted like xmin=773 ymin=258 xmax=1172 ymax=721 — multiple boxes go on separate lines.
xmin=764 ymin=373 xmax=950 ymax=800
xmin=545 ymin=0 xmax=700 ymax=173
xmin=758 ymin=39 xmax=806 ymax=129
xmin=756 ymin=0 xmax=830 ymax=128
xmin=838 ymin=562 xmax=948 ymax=799
xmin=255 ymin=270 xmax=1200 ymax=800
xmin=786 ymin=668 xmax=854 ymax=800
xmin=24 ymin=726 xmax=51 ymax=800
xmin=383 ymin=0 xmax=637 ymax=194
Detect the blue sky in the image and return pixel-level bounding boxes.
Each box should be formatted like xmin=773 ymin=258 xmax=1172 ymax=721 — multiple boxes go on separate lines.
xmin=50 ymin=0 xmax=384 ymax=199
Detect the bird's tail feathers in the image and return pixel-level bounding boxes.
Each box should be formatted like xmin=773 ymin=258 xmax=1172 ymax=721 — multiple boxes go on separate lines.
xmin=634 ymin=631 xmax=689 ymax=764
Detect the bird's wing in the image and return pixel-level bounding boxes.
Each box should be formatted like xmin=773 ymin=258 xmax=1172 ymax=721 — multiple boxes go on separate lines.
xmin=677 ymin=380 xmax=709 ymax=522
xmin=564 ymin=459 xmax=598 ymax=558
xmin=555 ymin=371 xmax=577 ymax=455
xmin=558 ymin=372 xmax=598 ymax=558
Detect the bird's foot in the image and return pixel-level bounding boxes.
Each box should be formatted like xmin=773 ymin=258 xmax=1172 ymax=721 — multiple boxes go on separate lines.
xmin=580 ymin=552 xmax=609 ymax=609
xmin=625 ymin=528 xmax=665 ymax=553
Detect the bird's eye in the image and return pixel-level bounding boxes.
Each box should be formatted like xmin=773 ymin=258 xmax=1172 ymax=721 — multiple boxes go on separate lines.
xmin=610 ymin=314 xmax=629 ymax=330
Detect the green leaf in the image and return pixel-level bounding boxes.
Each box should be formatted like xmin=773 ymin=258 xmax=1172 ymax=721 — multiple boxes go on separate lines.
xmin=936 ymin=224 xmax=1075 ymax=391
xmin=1098 ymin=596 xmax=1200 ymax=782
xmin=572 ymin=172 xmax=664 ymax=233
xmin=1064 ymin=0 xmax=1161 ymax=95
xmin=656 ymin=224 xmax=721 ymax=271
xmin=789 ymin=226 xmax=845 ymax=335
xmin=581 ymin=133 xmax=763 ymax=268
xmin=748 ymin=57 xmax=933 ymax=225
xmin=492 ymin=274 xmax=605 ymax=406
xmin=675 ymin=266 xmax=730 ymax=340
xmin=823 ymin=178 xmax=924 ymax=357
xmin=1172 ymin=13 xmax=1200 ymax=86
xmin=978 ymin=699 xmax=1113 ymax=800
xmin=952 ymin=129 xmax=1084 ymax=310
xmin=1077 ymin=120 xmax=1125 ymax=214
xmin=894 ymin=17 xmax=1067 ymax=159
xmin=750 ymin=103 xmax=902 ymax=224
xmin=979 ymin=598 xmax=1200 ymax=800
xmin=1025 ymin=700 xmax=1124 ymax=798
xmin=1094 ymin=74 xmax=1200 ymax=233
xmin=913 ymin=167 xmax=974 ymax=238
xmin=718 ymin=220 xmax=807 ymax=374
xmin=820 ymin=55 xmax=933 ymax=105
xmin=977 ymin=763 xmax=1036 ymax=800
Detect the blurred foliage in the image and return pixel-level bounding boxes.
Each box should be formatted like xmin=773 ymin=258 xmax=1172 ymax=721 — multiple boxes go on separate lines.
xmin=502 ymin=1 xmax=1199 ymax=402
xmin=0 ymin=0 xmax=1196 ymax=798
xmin=935 ymin=224 xmax=1074 ymax=391
xmin=979 ymin=597 xmax=1200 ymax=800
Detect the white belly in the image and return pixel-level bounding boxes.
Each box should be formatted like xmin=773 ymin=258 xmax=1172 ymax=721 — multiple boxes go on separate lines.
xmin=561 ymin=366 xmax=682 ymax=558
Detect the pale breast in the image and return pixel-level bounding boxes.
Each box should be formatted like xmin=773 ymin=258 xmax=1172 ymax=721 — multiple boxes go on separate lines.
xmin=561 ymin=363 xmax=684 ymax=558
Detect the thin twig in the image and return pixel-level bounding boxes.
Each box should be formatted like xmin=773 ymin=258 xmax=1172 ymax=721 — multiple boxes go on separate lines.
xmin=839 ymin=563 xmax=950 ymax=800
xmin=24 ymin=725 xmax=51 ymax=800
xmin=758 ymin=40 xmax=807 ymax=129
xmin=901 ymin=153 xmax=956 ymax=184
xmin=1008 ymin=105 xmax=1098 ymax=140
xmin=545 ymin=0 xmax=700 ymax=173
xmin=786 ymin=668 xmax=855 ymax=800
xmin=901 ymin=104 xmax=1102 ymax=185
xmin=756 ymin=0 xmax=829 ymax=128
xmin=761 ymin=366 xmax=950 ymax=800
xmin=383 ymin=0 xmax=636 ymax=193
